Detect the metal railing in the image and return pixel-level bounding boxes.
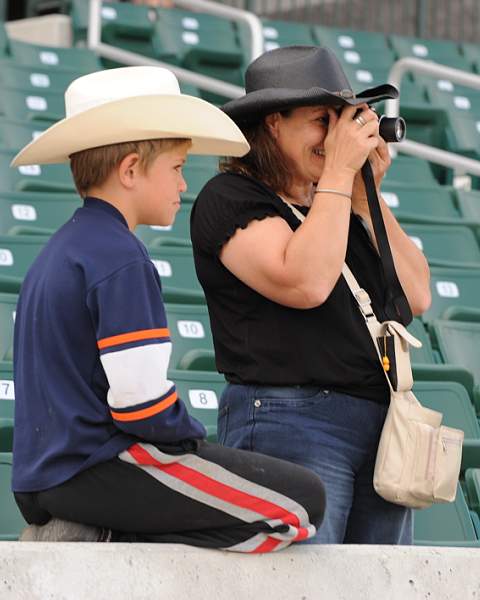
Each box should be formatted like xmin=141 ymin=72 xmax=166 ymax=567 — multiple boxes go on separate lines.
xmin=385 ymin=58 xmax=480 ymax=180
xmin=87 ymin=0 xmax=248 ymax=98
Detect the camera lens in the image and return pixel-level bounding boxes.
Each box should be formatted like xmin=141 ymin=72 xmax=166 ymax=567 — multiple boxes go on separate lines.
xmin=378 ymin=116 xmax=406 ymax=143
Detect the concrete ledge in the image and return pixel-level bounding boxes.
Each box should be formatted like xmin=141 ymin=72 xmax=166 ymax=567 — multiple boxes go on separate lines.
xmin=1 ymin=543 xmax=479 ymax=600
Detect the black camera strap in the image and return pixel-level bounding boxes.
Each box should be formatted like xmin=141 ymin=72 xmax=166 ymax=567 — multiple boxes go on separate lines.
xmin=361 ymin=159 xmax=412 ymax=325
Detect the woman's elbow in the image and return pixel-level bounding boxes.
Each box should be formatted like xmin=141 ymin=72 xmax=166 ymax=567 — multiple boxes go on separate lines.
xmin=295 ymin=281 xmax=333 ymax=309
xmin=411 ymin=288 xmax=432 ymax=317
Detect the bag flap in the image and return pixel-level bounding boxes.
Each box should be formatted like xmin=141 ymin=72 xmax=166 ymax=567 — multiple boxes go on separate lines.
xmin=386 ymin=321 xmax=422 ymax=348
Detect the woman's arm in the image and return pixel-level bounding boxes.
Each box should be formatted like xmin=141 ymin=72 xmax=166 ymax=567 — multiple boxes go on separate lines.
xmin=351 ymin=139 xmax=431 ymax=317
xmin=220 ymin=106 xmax=379 ymax=309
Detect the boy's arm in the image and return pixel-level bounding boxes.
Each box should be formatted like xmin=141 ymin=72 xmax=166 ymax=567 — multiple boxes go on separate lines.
xmin=87 ymin=260 xmax=206 ymax=443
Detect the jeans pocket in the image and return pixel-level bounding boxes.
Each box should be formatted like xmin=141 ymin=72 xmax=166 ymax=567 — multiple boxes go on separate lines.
xmin=255 ymin=386 xmax=327 ymax=411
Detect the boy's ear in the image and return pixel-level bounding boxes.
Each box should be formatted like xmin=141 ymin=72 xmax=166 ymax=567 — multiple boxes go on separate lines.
xmin=118 ymin=152 xmax=141 ymax=189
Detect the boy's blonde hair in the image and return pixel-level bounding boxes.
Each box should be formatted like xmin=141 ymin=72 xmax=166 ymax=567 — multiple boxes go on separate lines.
xmin=70 ymin=138 xmax=189 ymax=197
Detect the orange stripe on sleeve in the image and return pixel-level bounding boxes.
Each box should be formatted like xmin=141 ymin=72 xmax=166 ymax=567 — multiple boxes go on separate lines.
xmin=98 ymin=328 xmax=170 ymax=350
xmin=110 ymin=390 xmax=178 ymax=422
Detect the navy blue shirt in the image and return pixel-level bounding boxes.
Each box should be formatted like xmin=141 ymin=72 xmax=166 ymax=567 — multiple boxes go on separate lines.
xmin=13 ymin=197 xmax=205 ymax=492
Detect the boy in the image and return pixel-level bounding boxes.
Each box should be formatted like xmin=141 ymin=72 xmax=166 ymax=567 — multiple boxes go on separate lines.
xmin=11 ymin=66 xmax=325 ymax=550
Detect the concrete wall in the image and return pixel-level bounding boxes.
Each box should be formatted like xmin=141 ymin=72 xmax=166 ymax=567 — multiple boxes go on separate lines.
xmin=1 ymin=543 xmax=479 ymax=600
xmin=5 ymin=15 xmax=72 ymax=47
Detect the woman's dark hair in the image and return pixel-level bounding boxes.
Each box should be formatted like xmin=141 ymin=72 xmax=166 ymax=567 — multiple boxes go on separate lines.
xmin=219 ymin=110 xmax=294 ymax=194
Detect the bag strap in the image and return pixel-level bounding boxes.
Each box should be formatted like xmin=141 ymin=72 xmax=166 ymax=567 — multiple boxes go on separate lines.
xmin=282 ymin=199 xmax=395 ymax=393
xmin=361 ymin=161 xmax=413 ymax=326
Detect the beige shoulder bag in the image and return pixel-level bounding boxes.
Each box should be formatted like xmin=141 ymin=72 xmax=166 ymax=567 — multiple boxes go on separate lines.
xmin=284 ymin=200 xmax=464 ymax=509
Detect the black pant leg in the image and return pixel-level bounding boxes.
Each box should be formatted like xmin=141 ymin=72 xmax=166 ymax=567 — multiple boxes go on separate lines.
xmin=18 ymin=441 xmax=325 ymax=552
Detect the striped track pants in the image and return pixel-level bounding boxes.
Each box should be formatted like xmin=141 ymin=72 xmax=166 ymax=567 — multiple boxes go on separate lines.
xmin=15 ymin=440 xmax=325 ymax=553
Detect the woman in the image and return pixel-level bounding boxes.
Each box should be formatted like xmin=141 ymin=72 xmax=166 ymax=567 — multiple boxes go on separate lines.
xmin=190 ymin=46 xmax=431 ymax=544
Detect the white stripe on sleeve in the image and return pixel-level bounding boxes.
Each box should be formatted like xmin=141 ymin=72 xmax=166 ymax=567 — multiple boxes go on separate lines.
xmin=100 ymin=342 xmax=173 ymax=409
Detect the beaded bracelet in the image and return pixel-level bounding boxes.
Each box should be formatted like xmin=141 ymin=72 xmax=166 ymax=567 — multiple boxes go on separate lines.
xmin=314 ymin=188 xmax=352 ymax=200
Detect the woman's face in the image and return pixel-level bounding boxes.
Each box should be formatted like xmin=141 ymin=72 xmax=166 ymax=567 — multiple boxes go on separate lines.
xmin=266 ymin=105 xmax=330 ymax=190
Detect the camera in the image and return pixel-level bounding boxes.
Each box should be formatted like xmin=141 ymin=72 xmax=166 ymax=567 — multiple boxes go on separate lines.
xmin=377 ymin=114 xmax=406 ymax=143
xmin=353 ymin=107 xmax=406 ymax=143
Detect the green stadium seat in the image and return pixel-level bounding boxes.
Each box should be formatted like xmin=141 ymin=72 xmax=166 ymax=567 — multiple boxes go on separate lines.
xmin=181 ymin=163 xmax=218 ymax=201
xmin=314 ymin=26 xmax=394 ymax=70
xmin=414 ymin=483 xmax=479 ymax=546
xmin=402 ymin=223 xmax=480 ymax=269
xmin=152 ymin=7 xmax=245 ymax=96
xmin=0 ymin=61 xmax=87 ymax=94
xmin=0 ymin=452 xmax=26 ymax=540
xmin=261 ymin=19 xmax=315 ymax=50
xmin=0 ymin=292 xmax=16 ymax=362
xmin=165 ymin=303 xmax=213 ymax=369
xmin=383 ymin=155 xmax=439 ymax=187
xmin=425 ymin=80 xmax=480 ymax=120
xmin=0 ymin=234 xmax=49 ymax=282
xmin=8 ymin=39 xmax=101 ymax=71
xmin=408 ymin=317 xmax=438 ymax=364
xmin=382 ymin=186 xmax=460 ymax=224
xmin=0 ymin=190 xmax=80 ymax=235
xmin=0 ymin=118 xmax=49 ymax=150
xmin=425 ymin=267 xmax=480 ymax=324
xmin=430 ymin=319 xmax=480 ymax=412
xmin=149 ymin=245 xmax=201 ymax=292
xmin=0 ymin=149 xmax=76 ymax=192
xmin=169 ymin=368 xmax=225 ymax=441
xmin=413 ymin=380 xmax=480 ymax=439
xmin=0 ymin=87 xmax=64 ymax=123
xmin=461 ymin=42 xmax=480 ymax=73
xmin=389 ymin=34 xmax=464 ymax=63
xmin=408 ymin=319 xmax=480 ymax=409
xmin=0 ymin=20 xmax=9 ymax=56
xmin=0 ymin=359 xmax=14 ymax=409
xmin=442 ymin=112 xmax=480 ymax=160
xmin=465 ymin=469 xmax=480 ymax=520
xmin=135 ymin=203 xmax=192 ymax=248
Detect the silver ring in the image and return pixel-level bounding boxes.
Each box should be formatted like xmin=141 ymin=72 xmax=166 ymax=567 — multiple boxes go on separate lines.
xmin=355 ymin=115 xmax=367 ymax=127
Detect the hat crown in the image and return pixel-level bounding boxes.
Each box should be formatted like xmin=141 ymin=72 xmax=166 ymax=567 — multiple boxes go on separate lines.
xmin=65 ymin=66 xmax=180 ymax=118
xmin=245 ymin=46 xmax=352 ymax=94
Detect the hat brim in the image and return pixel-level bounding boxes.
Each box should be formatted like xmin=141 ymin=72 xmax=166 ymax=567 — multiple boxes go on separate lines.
xmin=222 ymin=84 xmax=398 ymax=125
xmin=11 ymin=94 xmax=250 ymax=166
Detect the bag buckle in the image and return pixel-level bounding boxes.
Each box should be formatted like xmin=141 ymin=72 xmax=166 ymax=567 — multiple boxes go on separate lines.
xmin=353 ymin=288 xmax=374 ymax=319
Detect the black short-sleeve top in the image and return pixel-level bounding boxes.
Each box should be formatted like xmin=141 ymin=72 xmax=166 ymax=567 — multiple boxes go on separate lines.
xmin=190 ymin=172 xmax=390 ymax=404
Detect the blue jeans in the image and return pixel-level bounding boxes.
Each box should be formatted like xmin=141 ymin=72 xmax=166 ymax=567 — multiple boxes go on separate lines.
xmin=218 ymin=384 xmax=413 ymax=545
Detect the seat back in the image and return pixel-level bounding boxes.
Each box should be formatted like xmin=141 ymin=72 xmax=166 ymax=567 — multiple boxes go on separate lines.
xmin=0 ymin=149 xmax=75 ymax=192
xmin=0 ymin=293 xmax=17 ymax=362
xmin=0 ymin=234 xmax=49 ymax=281
xmin=0 ymin=87 xmax=64 ymax=123
xmin=165 ymin=303 xmax=213 ymax=369
xmin=430 ymin=319 xmax=480 ymax=389
xmin=0 ymin=191 xmax=79 ymax=235
xmin=414 ymin=483 xmax=478 ymax=545
xmin=8 ymin=39 xmax=101 ymax=71
xmin=0 ymin=452 xmax=27 ymax=540
xmin=423 ymin=267 xmax=480 ymax=323
xmin=413 ymin=380 xmax=480 ymax=438
xmin=149 ymin=245 xmax=201 ymax=292
xmin=169 ymin=368 xmax=224 ymax=441
xmin=402 ymin=224 xmax=480 ymax=268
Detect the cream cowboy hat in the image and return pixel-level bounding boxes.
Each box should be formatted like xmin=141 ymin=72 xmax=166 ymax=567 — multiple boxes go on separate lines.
xmin=11 ymin=66 xmax=250 ymax=166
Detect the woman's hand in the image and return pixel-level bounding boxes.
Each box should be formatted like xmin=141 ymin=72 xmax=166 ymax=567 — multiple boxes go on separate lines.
xmin=322 ymin=104 xmax=379 ymax=180
xmin=351 ymin=132 xmax=391 ymax=213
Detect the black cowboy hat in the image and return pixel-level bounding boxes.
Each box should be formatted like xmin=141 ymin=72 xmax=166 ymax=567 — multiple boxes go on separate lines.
xmin=222 ymin=45 xmax=398 ymax=126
